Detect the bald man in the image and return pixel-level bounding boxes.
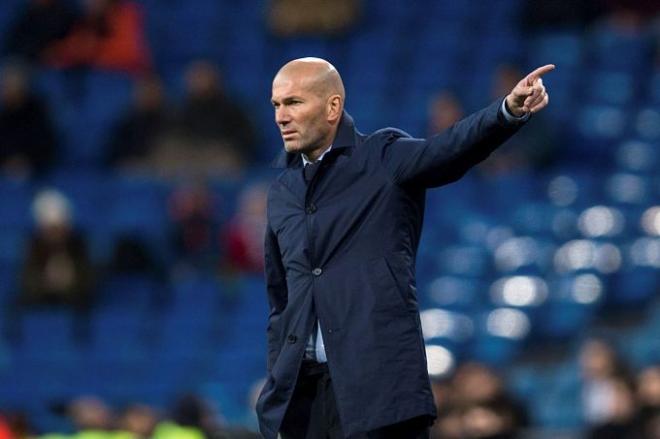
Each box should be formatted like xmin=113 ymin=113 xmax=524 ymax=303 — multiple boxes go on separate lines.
xmin=257 ymin=57 xmax=553 ymax=439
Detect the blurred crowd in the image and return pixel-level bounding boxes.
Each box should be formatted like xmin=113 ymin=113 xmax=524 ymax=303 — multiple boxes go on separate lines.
xmin=0 ymin=394 xmax=259 ymax=438
xmin=0 ymin=0 xmax=659 ymax=437
xmin=1 ymin=0 xmax=257 ymax=180
xmin=0 ymin=337 xmax=657 ymax=438
xmin=427 ymin=339 xmax=660 ymax=439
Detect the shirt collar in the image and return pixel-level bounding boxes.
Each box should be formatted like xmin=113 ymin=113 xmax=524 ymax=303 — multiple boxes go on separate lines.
xmin=302 ymin=145 xmax=332 ymax=166
xmin=271 ymin=111 xmax=358 ymax=169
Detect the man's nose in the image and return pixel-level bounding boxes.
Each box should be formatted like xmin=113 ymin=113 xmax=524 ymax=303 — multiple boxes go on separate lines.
xmin=275 ymin=107 xmax=290 ymax=125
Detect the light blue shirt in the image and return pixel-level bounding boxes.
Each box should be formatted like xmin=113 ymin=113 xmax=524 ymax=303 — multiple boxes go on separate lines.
xmin=302 ymin=147 xmax=331 ymax=362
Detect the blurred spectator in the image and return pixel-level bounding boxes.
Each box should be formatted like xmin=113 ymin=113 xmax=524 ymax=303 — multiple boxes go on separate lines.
xmin=431 ymin=362 xmax=528 ymax=439
xmin=579 ymin=338 xmax=632 ymax=427
xmin=220 ymin=183 xmax=268 ymax=274
xmin=155 ymin=394 xmax=260 ymax=439
xmin=107 ymin=235 xmax=160 ymax=278
xmin=1 ymin=412 xmax=32 ymax=439
xmin=427 ymin=91 xmax=464 ymax=137
xmin=636 ymin=365 xmax=660 ymax=439
xmin=3 ymin=0 xmax=76 ymax=62
xmin=43 ymin=0 xmax=150 ymax=75
xmin=151 ymin=61 xmax=255 ymax=178
xmin=169 ymin=181 xmax=217 ymax=271
xmin=478 ymin=63 xmax=560 ymax=175
xmin=179 ymin=61 xmax=252 ymax=145
xmin=106 ymin=75 xmax=172 ymax=170
xmin=20 ymin=189 xmax=94 ymax=307
xmin=0 ymin=414 xmax=14 ymax=439
xmin=152 ymin=394 xmax=214 ymax=439
xmin=521 ymin=0 xmax=601 ymax=32
xmin=0 ymin=63 xmax=57 ymax=178
xmin=268 ymin=0 xmax=360 ymax=36
xmin=598 ymin=0 xmax=660 ymax=30
xmin=69 ymin=396 xmax=113 ymax=433
xmin=586 ymin=377 xmax=640 ymax=439
xmin=117 ymin=404 xmax=159 ymax=438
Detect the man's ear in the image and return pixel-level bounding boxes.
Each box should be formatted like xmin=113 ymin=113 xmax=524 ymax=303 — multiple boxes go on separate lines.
xmin=327 ymin=95 xmax=343 ymax=122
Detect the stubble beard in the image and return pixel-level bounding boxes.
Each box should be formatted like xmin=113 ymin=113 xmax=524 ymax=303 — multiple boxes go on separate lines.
xmin=283 ymin=133 xmax=327 ymax=158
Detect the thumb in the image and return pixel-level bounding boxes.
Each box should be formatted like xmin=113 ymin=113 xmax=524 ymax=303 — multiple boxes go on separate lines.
xmin=514 ymin=83 xmax=533 ymax=98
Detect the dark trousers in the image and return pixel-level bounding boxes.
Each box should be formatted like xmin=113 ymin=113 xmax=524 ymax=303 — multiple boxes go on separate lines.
xmin=280 ymin=361 xmax=431 ymax=439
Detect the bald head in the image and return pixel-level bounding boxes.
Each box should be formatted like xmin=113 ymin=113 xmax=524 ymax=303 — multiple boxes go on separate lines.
xmin=271 ymin=57 xmax=346 ymax=160
xmin=274 ymin=57 xmax=345 ymax=102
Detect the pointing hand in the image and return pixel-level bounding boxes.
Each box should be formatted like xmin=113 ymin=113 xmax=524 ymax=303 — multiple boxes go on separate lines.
xmin=505 ymin=64 xmax=555 ymax=117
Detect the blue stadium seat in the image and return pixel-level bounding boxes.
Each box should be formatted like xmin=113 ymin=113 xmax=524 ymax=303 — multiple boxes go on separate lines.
xmin=344 ymin=88 xmax=392 ymax=134
xmin=608 ymin=236 xmax=659 ymax=307
xmin=614 ymin=140 xmax=657 ymax=174
xmin=345 ymin=30 xmax=397 ymax=91
xmin=155 ymin=276 xmax=226 ymax=358
xmin=632 ymin=107 xmax=660 ymax=143
xmin=366 ymin=0 xmax=420 ymax=24
xmin=480 ymin=171 xmax=541 ymax=216
xmin=33 ymin=68 xmax=77 ymax=131
xmin=0 ymin=178 xmax=33 ymax=230
xmin=587 ymin=25 xmax=654 ymax=73
xmin=528 ymin=32 xmax=583 ymax=69
xmin=0 ymin=227 xmax=27 ymax=267
xmin=532 ymin=370 xmax=582 ymax=428
xmin=0 ymin=0 xmax=24 ymax=49
xmin=0 ymin=261 xmax=19 ymax=305
xmin=88 ymin=307 xmax=154 ymax=362
xmin=96 ymin=274 xmax=161 ymax=310
xmin=425 ymin=275 xmax=485 ymax=312
xmin=576 ymin=104 xmax=627 ymax=144
xmin=470 ymin=308 xmax=531 ymax=365
xmin=436 ymin=244 xmax=492 ymax=278
xmin=649 ymin=71 xmax=660 ymax=105
xmin=420 ymin=308 xmax=475 ymax=356
xmin=544 ymin=169 xmax=605 ymax=209
xmin=536 ymin=273 xmax=603 ymax=339
xmin=510 ymin=202 xmax=562 ymax=238
xmin=46 ymin=169 xmax=111 ymax=234
xmin=107 ymin=176 xmax=171 ymax=261
xmin=584 ymin=70 xmax=636 ymax=106
xmin=15 ymin=309 xmax=79 ymax=361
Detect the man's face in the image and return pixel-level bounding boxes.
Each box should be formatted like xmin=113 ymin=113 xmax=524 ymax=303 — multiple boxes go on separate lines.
xmin=271 ymin=74 xmax=331 ymax=156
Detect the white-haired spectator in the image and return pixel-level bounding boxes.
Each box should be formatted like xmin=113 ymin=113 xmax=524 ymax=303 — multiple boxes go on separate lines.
xmin=20 ymin=189 xmax=94 ymax=307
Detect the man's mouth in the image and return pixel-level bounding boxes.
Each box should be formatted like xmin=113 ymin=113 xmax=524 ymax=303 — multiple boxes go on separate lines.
xmin=281 ymin=130 xmax=297 ymax=140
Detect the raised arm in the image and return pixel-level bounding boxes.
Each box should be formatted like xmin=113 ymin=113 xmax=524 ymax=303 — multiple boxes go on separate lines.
xmin=381 ymin=64 xmax=555 ymax=188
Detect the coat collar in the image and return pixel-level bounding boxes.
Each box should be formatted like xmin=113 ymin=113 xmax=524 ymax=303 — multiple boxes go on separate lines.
xmin=271 ymin=111 xmax=358 ymax=169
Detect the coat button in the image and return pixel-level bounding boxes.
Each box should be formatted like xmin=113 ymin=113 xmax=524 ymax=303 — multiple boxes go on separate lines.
xmin=305 ymin=204 xmax=317 ymax=214
xmin=287 ymin=334 xmax=297 ymax=344
xmin=312 ymin=267 xmax=322 ymax=276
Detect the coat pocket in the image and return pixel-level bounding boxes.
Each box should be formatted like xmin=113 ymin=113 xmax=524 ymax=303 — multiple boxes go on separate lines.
xmin=370 ymin=256 xmax=410 ymax=313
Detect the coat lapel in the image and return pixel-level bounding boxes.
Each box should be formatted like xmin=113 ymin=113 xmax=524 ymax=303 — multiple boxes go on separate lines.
xmin=271 ymin=111 xmax=359 ymax=204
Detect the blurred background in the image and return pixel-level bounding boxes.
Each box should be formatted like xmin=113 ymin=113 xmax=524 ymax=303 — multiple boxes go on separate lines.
xmin=0 ymin=0 xmax=658 ymax=438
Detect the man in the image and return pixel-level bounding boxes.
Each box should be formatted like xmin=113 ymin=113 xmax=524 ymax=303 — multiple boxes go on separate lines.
xmin=256 ymin=57 xmax=553 ymax=438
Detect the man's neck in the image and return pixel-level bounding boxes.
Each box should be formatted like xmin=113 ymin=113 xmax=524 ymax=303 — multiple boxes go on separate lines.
xmin=303 ymin=144 xmax=333 ymax=164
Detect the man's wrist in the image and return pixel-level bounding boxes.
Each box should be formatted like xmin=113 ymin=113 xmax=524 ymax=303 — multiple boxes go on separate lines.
xmin=501 ymin=97 xmax=530 ymax=123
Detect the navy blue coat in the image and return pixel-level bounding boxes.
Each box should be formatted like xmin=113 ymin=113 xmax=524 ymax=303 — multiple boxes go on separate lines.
xmin=256 ymin=99 xmax=524 ymax=438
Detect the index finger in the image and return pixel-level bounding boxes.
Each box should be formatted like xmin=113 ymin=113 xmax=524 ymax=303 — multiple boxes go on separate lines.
xmin=526 ymin=64 xmax=555 ymax=83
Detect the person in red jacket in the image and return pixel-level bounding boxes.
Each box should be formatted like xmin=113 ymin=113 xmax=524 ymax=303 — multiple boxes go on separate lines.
xmin=44 ymin=0 xmax=150 ymax=75
xmin=0 ymin=415 xmax=14 ymax=439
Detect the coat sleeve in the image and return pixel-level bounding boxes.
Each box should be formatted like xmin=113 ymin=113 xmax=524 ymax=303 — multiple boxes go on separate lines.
xmin=380 ymin=98 xmax=525 ymax=188
xmin=264 ymin=221 xmax=288 ymax=373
